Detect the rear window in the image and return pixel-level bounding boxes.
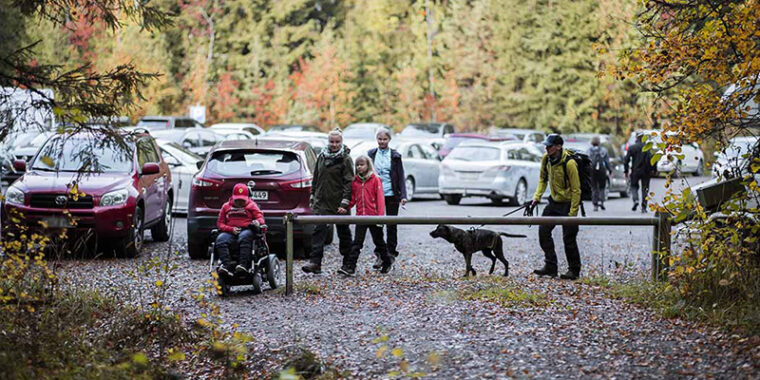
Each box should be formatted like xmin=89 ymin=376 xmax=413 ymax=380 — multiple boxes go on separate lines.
xmin=448 ymin=146 xmax=500 ymax=161
xmin=442 ymin=137 xmax=477 ymax=150
xmin=206 ymin=150 xmax=302 ymax=176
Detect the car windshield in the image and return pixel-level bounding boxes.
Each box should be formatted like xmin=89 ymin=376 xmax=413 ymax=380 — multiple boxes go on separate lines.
xmin=162 ymin=142 xmax=202 ymax=164
xmin=400 ymin=124 xmax=440 ymax=137
xmin=137 ymin=119 xmax=170 ymax=129
xmin=448 ymin=146 xmax=500 ymax=161
xmin=343 ymin=124 xmax=382 ymax=139
xmin=442 ymin=136 xmax=480 ymax=150
xmin=206 ymin=150 xmax=301 ymax=176
xmin=31 ymin=136 xmax=133 ymax=173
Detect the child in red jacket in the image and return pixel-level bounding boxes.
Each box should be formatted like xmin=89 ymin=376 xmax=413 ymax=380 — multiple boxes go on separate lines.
xmin=339 ymin=155 xmax=394 ymax=276
xmin=216 ymin=183 xmax=266 ymax=277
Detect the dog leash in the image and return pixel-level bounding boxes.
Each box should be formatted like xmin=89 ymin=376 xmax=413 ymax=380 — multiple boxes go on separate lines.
xmin=470 ymin=204 xmax=529 ymax=232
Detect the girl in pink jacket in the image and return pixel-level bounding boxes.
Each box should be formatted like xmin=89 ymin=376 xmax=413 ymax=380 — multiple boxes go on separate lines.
xmin=339 ymin=155 xmax=394 ymax=276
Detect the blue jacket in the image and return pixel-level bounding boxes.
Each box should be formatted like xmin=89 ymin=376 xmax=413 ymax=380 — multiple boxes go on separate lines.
xmin=368 ymin=147 xmax=407 ymax=201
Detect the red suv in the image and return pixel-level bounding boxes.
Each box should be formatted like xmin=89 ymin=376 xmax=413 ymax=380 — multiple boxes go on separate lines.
xmin=3 ymin=130 xmax=173 ymax=257
xmin=187 ymin=139 xmax=316 ymax=259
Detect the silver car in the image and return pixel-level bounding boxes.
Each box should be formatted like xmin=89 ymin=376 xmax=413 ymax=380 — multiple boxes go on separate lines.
xmin=439 ymin=141 xmax=542 ymax=206
xmin=350 ymin=139 xmax=441 ymax=200
xmin=157 ymin=140 xmax=203 ymax=214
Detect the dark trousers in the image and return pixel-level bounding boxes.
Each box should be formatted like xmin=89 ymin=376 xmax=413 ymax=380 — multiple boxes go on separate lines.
xmin=538 ymin=199 xmax=581 ymax=273
xmin=630 ymin=172 xmax=651 ymax=208
xmin=344 ymin=225 xmax=392 ymax=270
xmin=379 ymin=196 xmax=400 ymax=257
xmin=217 ymin=229 xmax=255 ymax=268
xmin=309 ymin=223 xmax=352 ymax=265
xmin=591 ymin=171 xmax=608 ymax=206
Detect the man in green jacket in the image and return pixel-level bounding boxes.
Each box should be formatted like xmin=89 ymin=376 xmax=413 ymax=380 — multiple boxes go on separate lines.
xmin=530 ymin=134 xmax=582 ymax=280
xmin=302 ymin=129 xmax=354 ymax=274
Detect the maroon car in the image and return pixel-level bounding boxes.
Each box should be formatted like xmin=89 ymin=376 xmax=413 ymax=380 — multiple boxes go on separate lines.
xmin=186 ymin=139 xmax=316 ymax=259
xmin=3 ymin=130 xmax=173 ymax=257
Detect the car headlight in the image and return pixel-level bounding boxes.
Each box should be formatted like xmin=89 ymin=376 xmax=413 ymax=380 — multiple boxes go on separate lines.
xmin=5 ymin=186 xmax=25 ymax=205
xmin=100 ymin=189 xmax=129 ymax=207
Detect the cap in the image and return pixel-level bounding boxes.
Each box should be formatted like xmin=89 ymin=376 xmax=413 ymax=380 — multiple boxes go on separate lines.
xmin=232 ymin=183 xmax=249 ymax=201
xmin=543 ymin=133 xmax=564 ymax=147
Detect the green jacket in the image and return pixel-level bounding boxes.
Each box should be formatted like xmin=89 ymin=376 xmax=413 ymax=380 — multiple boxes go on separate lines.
xmin=310 ymin=145 xmax=354 ymax=215
xmin=532 ymin=149 xmax=582 ymax=216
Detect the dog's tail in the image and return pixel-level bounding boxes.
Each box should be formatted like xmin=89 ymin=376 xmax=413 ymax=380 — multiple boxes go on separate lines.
xmin=499 ymin=232 xmax=527 ymax=238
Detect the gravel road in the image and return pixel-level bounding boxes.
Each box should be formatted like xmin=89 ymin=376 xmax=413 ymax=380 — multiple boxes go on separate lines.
xmin=56 ymin=176 xmax=760 ymax=378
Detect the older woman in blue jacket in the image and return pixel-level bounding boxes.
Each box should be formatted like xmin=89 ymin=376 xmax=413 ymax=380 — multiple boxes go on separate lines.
xmin=367 ymin=126 xmax=407 ymax=268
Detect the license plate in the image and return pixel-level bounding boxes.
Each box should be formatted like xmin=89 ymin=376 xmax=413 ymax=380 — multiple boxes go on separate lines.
xmin=250 ymin=191 xmax=268 ymax=200
xmin=43 ymin=215 xmax=73 ymax=228
xmin=460 ymin=172 xmax=479 ymax=181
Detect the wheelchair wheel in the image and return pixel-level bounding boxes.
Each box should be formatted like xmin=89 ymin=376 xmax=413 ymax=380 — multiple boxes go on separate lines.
xmin=267 ymin=255 xmax=282 ymax=289
xmin=217 ymin=275 xmax=231 ymax=297
xmin=252 ymin=272 xmax=263 ymax=294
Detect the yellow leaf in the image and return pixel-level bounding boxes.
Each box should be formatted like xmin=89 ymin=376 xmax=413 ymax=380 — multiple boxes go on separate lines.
xmin=40 ymin=156 xmax=54 ymax=167
xmin=167 ymin=349 xmax=186 ymax=362
xmin=391 ymin=347 xmax=404 ymax=358
xmin=155 ymin=280 xmax=164 ymax=287
xmin=399 ymin=359 xmax=410 ymax=373
xmin=376 ymin=345 xmax=388 ymax=359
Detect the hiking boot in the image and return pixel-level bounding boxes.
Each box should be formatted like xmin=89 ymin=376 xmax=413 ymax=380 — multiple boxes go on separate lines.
xmin=641 ymin=207 xmax=647 ymax=214
xmin=372 ymin=256 xmax=383 ymax=270
xmin=301 ymin=262 xmax=322 ymax=274
xmin=337 ymin=266 xmax=355 ymax=277
xmin=235 ymin=264 xmax=250 ymax=276
xmin=632 ymin=203 xmax=638 ymax=211
xmin=218 ymin=265 xmax=234 ymax=278
xmin=600 ymin=204 xmax=606 ymax=210
xmin=560 ymin=270 xmax=580 ymax=280
xmin=533 ymin=266 xmax=558 ymax=277
xmin=380 ymin=261 xmax=393 ymax=274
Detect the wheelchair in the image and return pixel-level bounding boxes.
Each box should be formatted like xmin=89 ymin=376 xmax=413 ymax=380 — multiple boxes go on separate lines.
xmin=208 ymin=224 xmax=283 ymax=296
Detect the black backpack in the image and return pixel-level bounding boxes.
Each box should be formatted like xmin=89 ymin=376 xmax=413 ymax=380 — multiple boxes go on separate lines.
xmin=542 ymin=149 xmax=593 ymax=216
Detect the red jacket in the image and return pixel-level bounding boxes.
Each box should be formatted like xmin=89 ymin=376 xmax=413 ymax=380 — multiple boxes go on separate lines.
xmin=217 ymin=198 xmax=265 ymax=233
xmin=348 ymin=173 xmax=386 ymax=216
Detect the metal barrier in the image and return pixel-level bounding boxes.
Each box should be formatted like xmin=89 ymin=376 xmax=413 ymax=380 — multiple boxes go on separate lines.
xmin=283 ymin=213 xmax=672 ymax=295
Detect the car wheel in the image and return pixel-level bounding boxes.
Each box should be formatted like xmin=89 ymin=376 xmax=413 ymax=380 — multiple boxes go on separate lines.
xmin=444 ymin=194 xmax=461 ymax=205
xmin=150 ymin=197 xmax=172 ymax=242
xmin=694 ymin=159 xmax=704 ymax=176
xmin=115 ymin=205 xmax=143 ymax=258
xmin=405 ymin=177 xmax=415 ymax=201
xmin=509 ymin=179 xmax=528 ymax=206
xmin=188 ymin=241 xmax=209 ymax=260
xmin=267 ymin=255 xmax=282 ymax=289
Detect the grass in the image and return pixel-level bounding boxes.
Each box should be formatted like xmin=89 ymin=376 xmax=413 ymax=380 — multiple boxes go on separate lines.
xmin=455 ymin=277 xmax=551 ymax=308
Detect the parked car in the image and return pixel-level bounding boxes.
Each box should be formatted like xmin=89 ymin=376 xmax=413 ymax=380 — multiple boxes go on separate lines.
xmin=342 ymin=123 xmax=392 ymax=146
xmin=209 ymin=122 xmax=264 ymax=136
xmin=3 ymin=130 xmax=173 ymax=257
xmin=562 ymin=138 xmax=629 ymax=198
xmin=1 ymin=132 xmax=49 ymax=188
xmin=439 ymin=133 xmax=517 ymax=159
xmin=712 ymin=136 xmax=760 ymax=178
xmin=186 ymin=139 xmax=318 ymax=259
xmin=350 ymin=139 xmax=441 ymax=200
xmin=490 ymin=128 xmax=546 ymax=149
xmin=266 ymin=124 xmax=320 ymax=134
xmin=149 ymin=128 xmax=221 ymax=157
xmin=211 ymin=128 xmax=257 ymax=141
xmin=157 ymin=140 xmax=203 ymax=214
xmin=137 ymin=116 xmax=205 ymax=130
xmin=636 ymin=130 xmax=705 ymax=176
xmin=262 ymin=131 xmax=329 ymax=154
xmin=399 ymin=122 xmax=455 ymax=149
xmin=439 ymin=141 xmax=543 ymax=206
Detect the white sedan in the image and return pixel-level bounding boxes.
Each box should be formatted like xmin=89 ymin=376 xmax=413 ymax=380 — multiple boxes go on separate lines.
xmin=157 ymin=140 xmax=203 ymax=214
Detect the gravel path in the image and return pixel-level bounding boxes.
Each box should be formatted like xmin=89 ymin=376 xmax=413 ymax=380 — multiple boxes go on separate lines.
xmin=55 ymin=177 xmax=759 ymax=378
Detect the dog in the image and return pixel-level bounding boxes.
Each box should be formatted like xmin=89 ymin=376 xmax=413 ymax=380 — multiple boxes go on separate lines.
xmin=429 ymin=224 xmax=526 ymax=277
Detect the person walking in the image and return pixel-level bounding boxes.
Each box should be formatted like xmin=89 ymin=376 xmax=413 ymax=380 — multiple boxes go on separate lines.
xmin=338 ymin=156 xmax=394 ymax=276
xmin=588 ymin=136 xmax=613 ymax=211
xmin=530 ymin=134 xmax=582 ymax=280
xmin=624 ymin=132 xmax=655 ymax=213
xmin=302 ymin=129 xmax=354 ymax=274
xmin=368 ymin=127 xmax=407 ymax=269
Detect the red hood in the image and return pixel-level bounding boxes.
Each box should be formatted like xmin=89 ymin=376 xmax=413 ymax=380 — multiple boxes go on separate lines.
xmin=13 ymin=170 xmax=134 ymax=195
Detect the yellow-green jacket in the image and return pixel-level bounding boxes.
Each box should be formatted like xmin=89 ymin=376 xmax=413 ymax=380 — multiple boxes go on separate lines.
xmin=532 ymin=149 xmax=581 ymax=216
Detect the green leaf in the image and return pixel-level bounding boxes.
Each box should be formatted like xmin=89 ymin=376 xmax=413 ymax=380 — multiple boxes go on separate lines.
xmin=132 ymin=352 xmax=148 ymax=366
xmin=167 ymin=350 xmax=186 ymax=362
xmin=650 ymin=153 xmax=663 ymax=166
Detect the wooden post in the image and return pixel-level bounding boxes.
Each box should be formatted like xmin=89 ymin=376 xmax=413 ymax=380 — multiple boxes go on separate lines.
xmin=652 ymin=213 xmax=661 ymax=280
xmin=285 ymin=213 xmax=294 ymax=296
xmin=652 ymin=212 xmax=671 ymax=281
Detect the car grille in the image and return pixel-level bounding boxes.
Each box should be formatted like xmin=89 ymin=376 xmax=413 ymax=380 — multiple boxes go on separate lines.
xmin=29 ymin=194 xmax=95 ymax=209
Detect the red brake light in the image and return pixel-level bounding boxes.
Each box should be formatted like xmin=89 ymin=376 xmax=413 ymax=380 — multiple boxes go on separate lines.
xmin=282 ymin=177 xmax=312 ymax=189
xmin=192 ymin=176 xmax=222 ymax=188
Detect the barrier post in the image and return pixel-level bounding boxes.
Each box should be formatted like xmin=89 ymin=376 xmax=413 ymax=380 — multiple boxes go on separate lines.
xmin=652 ymin=212 xmax=672 ymax=281
xmin=285 ymin=213 xmax=294 ymax=296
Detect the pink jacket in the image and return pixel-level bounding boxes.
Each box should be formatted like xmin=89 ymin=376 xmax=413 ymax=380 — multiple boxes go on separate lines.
xmin=348 ymin=173 xmax=386 ymax=216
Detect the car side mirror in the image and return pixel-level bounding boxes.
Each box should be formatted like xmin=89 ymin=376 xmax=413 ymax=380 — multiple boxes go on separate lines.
xmin=141 ymin=162 xmax=160 ymax=175
xmin=196 ymin=160 xmax=204 ymax=170
xmin=13 ymin=160 xmax=26 ymax=172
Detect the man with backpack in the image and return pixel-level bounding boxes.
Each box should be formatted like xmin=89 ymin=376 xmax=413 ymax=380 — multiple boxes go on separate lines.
xmin=624 ymin=132 xmax=655 ymax=213
xmin=529 ymin=134 xmax=583 ymax=280
xmin=588 ymin=136 xmax=613 ymax=212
